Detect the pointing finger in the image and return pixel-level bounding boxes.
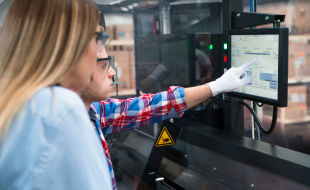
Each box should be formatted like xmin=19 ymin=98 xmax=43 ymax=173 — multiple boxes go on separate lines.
xmin=237 ymin=57 xmax=258 ymax=75
xmin=240 ymin=71 xmax=247 ymax=79
xmin=240 ymin=76 xmax=254 ymax=86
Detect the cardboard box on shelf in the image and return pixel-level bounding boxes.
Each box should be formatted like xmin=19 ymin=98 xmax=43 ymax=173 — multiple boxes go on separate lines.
xmin=105 ymin=25 xmax=114 ymax=39
xmin=106 ymin=45 xmax=134 ymax=53
xmin=292 ymin=2 xmax=310 ymax=34
xmin=282 ymin=105 xmax=307 ymax=120
xmin=258 ymin=2 xmax=310 ymax=34
xmin=105 ymin=24 xmax=134 ymax=52
xmin=264 ymin=85 xmax=307 ymax=121
xmin=257 ymin=2 xmax=310 ymax=80
xmin=115 ymin=24 xmax=133 ymax=40
xmin=105 ymin=25 xmax=115 ymax=52
xmin=288 ymin=40 xmax=310 ymax=79
xmin=106 ymin=45 xmax=114 ymax=52
xmin=287 ymin=85 xmax=307 ymax=107
xmin=108 ymin=49 xmax=135 ymax=91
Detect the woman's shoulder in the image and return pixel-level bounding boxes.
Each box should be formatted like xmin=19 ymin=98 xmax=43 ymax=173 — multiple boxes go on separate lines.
xmin=26 ymin=86 xmax=86 ymax=121
xmin=33 ymin=86 xmax=82 ymax=104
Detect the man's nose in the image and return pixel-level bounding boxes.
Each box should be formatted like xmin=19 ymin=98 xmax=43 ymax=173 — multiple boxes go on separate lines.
xmin=109 ymin=67 xmax=116 ymax=78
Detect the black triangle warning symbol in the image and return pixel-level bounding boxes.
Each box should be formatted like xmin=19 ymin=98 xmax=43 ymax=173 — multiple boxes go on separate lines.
xmin=155 ymin=127 xmax=175 ymax=147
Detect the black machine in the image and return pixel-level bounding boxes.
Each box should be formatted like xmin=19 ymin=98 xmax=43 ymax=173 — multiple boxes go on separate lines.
xmin=159 ymin=35 xmax=196 ymax=88
xmin=98 ymin=0 xmax=310 ymax=189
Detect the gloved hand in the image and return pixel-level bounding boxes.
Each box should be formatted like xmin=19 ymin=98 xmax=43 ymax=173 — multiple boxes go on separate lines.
xmin=207 ymin=58 xmax=258 ymax=96
xmin=148 ymin=58 xmax=171 ymax=83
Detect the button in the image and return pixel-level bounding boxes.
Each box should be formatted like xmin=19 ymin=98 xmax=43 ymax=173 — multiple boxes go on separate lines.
xmin=224 ymin=55 xmax=227 ymax=62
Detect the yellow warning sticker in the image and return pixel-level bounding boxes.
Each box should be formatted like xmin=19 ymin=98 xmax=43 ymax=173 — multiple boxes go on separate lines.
xmin=155 ymin=127 xmax=175 ymax=147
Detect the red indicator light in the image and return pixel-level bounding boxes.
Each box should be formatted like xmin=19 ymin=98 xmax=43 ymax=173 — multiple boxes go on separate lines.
xmin=224 ymin=55 xmax=227 ymax=62
xmin=210 ymin=56 xmax=214 ymax=62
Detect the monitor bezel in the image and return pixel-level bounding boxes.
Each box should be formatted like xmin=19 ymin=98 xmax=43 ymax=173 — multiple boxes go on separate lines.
xmin=227 ymin=28 xmax=288 ymax=107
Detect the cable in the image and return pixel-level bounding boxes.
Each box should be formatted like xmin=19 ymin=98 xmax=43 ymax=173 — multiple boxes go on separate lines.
xmin=251 ymin=101 xmax=256 ymax=139
xmin=240 ymin=101 xmax=278 ymax=135
xmin=253 ymin=102 xmax=261 ymax=140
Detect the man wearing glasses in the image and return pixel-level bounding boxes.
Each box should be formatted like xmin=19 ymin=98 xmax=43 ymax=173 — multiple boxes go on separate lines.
xmin=82 ymin=27 xmax=257 ymax=190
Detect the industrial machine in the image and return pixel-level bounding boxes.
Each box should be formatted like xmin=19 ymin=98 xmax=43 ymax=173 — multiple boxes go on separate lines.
xmin=97 ymin=0 xmax=310 ymax=189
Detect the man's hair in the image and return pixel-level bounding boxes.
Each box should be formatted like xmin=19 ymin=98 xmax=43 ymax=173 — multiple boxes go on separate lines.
xmin=0 ymin=0 xmax=99 ymax=138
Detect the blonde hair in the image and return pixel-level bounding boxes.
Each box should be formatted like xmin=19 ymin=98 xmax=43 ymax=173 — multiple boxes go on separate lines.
xmin=0 ymin=0 xmax=99 ymax=137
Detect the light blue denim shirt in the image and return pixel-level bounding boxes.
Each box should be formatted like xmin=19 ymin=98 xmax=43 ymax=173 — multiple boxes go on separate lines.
xmin=0 ymin=86 xmax=112 ymax=190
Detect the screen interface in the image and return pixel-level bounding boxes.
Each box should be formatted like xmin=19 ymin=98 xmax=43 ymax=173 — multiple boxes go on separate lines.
xmin=231 ymin=34 xmax=279 ymax=100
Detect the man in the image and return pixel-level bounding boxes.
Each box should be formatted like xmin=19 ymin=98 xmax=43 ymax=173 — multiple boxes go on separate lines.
xmin=81 ymin=27 xmax=257 ymax=190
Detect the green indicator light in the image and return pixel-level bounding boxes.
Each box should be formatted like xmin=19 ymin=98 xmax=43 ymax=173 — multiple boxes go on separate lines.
xmin=209 ymin=44 xmax=213 ymax=50
xmin=290 ymin=54 xmax=294 ymax=58
xmin=224 ymin=43 xmax=227 ymax=50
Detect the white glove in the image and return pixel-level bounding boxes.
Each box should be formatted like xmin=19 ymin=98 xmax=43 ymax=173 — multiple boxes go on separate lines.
xmin=207 ymin=58 xmax=258 ymax=96
xmin=148 ymin=59 xmax=170 ymax=83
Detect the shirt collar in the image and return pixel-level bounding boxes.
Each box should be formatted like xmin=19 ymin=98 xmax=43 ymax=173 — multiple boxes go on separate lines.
xmin=88 ymin=108 xmax=97 ymax=122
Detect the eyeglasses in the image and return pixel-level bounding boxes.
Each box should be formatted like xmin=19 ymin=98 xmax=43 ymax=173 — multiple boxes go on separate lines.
xmin=97 ymin=56 xmax=111 ymax=72
xmin=95 ymin=32 xmax=111 ymax=54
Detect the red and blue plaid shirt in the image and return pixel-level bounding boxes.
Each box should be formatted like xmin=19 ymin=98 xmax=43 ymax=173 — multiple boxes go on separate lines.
xmin=89 ymin=86 xmax=187 ymax=190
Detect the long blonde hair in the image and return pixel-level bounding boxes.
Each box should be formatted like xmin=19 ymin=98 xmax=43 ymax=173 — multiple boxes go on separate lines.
xmin=0 ymin=0 xmax=99 ymax=137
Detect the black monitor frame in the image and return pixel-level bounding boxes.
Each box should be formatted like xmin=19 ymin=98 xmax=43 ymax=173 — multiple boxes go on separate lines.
xmin=159 ymin=34 xmax=196 ymax=88
xmin=227 ymin=28 xmax=289 ymax=107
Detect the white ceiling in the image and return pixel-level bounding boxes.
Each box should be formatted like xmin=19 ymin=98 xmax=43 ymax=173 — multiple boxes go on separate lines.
xmin=93 ymin=0 xmax=120 ymax=5
xmin=170 ymin=0 xmax=222 ymax=5
xmin=94 ymin=0 xmax=224 ymax=6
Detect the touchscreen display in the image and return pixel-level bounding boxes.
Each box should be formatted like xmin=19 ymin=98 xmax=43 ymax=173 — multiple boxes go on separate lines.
xmin=231 ymin=34 xmax=279 ymax=100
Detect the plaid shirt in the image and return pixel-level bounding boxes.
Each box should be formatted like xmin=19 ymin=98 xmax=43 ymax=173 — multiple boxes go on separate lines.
xmin=89 ymin=86 xmax=187 ymax=190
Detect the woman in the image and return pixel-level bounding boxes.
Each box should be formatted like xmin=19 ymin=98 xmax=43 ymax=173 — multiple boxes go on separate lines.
xmin=0 ymin=0 xmax=112 ymax=189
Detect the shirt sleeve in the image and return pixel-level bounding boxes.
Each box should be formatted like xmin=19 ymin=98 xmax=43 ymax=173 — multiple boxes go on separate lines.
xmin=98 ymin=86 xmax=187 ymax=135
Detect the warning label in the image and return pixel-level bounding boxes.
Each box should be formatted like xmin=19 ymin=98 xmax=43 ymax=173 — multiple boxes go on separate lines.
xmin=155 ymin=127 xmax=175 ymax=147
